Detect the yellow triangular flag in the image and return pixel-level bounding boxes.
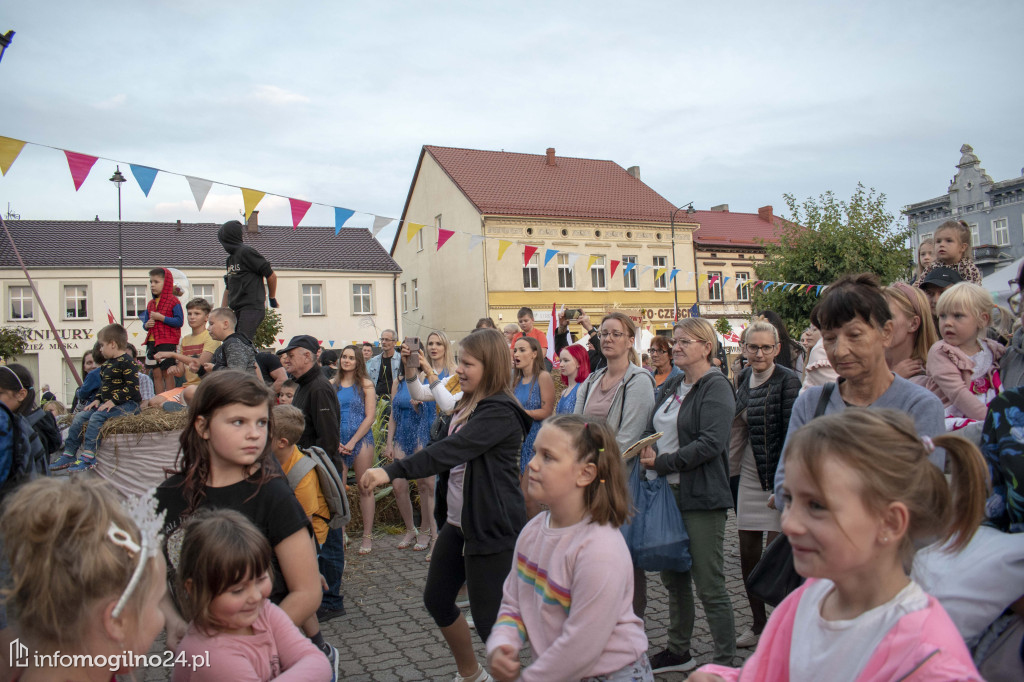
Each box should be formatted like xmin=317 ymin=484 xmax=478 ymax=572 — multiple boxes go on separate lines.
xmin=0 ymin=137 xmax=27 ymax=176
xmin=698 ymin=273 xmax=708 ymax=285
xmin=241 ymin=188 xmax=266 ymax=219
xmin=497 ymin=240 xmax=513 ymax=260
xmin=406 ymin=223 xmax=425 ymax=243
xmin=655 ymin=267 xmax=667 ymax=281
xmin=587 ymin=255 xmax=599 ymax=270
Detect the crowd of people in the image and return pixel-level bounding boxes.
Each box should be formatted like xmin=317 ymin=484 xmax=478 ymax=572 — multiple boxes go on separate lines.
xmin=0 ymin=217 xmax=1022 ymax=680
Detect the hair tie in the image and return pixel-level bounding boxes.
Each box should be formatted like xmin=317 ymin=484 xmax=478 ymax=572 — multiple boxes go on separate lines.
xmin=597 ymin=447 xmax=604 ymax=453
xmin=921 ymin=435 xmax=935 ymax=454
xmin=599 ymin=479 xmax=605 ymax=484
xmin=584 ymin=422 xmax=590 ymax=430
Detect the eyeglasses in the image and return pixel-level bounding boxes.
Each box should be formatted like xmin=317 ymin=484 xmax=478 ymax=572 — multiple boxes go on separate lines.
xmin=744 ymin=343 xmax=777 ymax=356
xmin=380 ymin=336 xmax=395 ymax=343
xmin=673 ymin=338 xmax=703 ymax=346
xmin=649 ymin=348 xmax=668 ymax=354
xmin=598 ymin=331 xmax=627 ymax=340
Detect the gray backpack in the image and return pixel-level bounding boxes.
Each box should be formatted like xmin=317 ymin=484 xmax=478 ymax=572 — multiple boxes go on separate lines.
xmin=285 ymin=446 xmax=351 ymax=529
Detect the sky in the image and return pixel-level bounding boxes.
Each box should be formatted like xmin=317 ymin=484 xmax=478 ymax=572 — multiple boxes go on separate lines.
xmin=2 ymin=0 xmax=1023 ymax=247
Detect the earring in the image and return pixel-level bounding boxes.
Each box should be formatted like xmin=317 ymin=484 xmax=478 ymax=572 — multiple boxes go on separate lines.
xmin=881 ymin=536 xmax=889 ymax=544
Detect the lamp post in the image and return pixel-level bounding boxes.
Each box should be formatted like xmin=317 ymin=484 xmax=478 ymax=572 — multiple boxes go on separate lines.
xmin=0 ymin=31 xmax=14 ymax=64
xmin=110 ymin=166 xmax=127 ymax=324
xmin=670 ymin=202 xmax=695 ymax=320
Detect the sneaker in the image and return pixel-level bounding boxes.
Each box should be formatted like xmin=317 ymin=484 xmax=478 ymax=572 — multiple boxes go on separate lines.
xmin=317 ymin=604 xmax=347 ymax=622
xmin=326 ymin=644 xmax=339 ymax=682
xmin=736 ymin=628 xmax=760 ymax=648
xmin=455 ymin=596 xmax=470 ymax=609
xmin=51 ymin=454 xmax=78 ymax=470
xmin=68 ymin=457 xmax=96 ymax=472
xmin=453 ymin=664 xmax=492 ymax=682
xmin=648 ymin=648 xmax=695 ymax=673
xmin=465 ymin=614 xmax=475 ymax=630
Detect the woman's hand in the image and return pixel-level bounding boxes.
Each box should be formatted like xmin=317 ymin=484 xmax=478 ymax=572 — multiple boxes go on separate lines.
xmin=383 ymin=444 xmax=395 ymax=461
xmin=639 ymin=445 xmax=657 ymax=471
xmin=891 ymin=358 xmax=924 ymax=380
xmin=578 ymin=311 xmax=593 ymax=332
xmin=488 ymin=645 xmax=521 ymax=682
xmin=360 ymin=467 xmax=391 ymax=492
xmin=767 ymin=494 xmax=777 ymax=510
xmin=338 ymin=443 xmax=352 ymax=457
xmin=418 ymin=350 xmax=432 ymax=374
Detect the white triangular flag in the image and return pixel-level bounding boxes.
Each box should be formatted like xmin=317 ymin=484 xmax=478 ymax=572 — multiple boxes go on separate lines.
xmin=372 ymin=216 xmax=393 ymax=236
xmin=186 ymin=176 xmax=213 ymax=211
xmin=468 ymin=235 xmax=486 ymax=251
xmin=640 ymin=265 xmax=653 ymax=275
xmin=567 ymin=253 xmax=581 ymax=269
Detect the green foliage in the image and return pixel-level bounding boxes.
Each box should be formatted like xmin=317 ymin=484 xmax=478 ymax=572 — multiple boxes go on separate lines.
xmin=0 ymin=326 xmax=29 ymax=362
xmin=252 ymin=307 xmax=284 ymax=350
xmin=714 ymin=316 xmax=732 ymax=335
xmin=753 ymin=183 xmax=912 ymax=335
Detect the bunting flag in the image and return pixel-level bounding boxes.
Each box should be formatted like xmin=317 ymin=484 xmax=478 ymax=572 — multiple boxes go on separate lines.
xmin=468 ymin=234 xmax=486 ymax=251
xmin=698 ymin=274 xmax=708 ymax=286
xmin=241 ymin=188 xmax=265 ymax=219
xmin=406 ymin=222 xmax=425 ymax=243
xmin=289 ymin=198 xmax=312 ymax=229
xmin=669 ymin=269 xmax=680 ymax=283
xmin=586 ymin=255 xmax=599 ymax=270
xmin=372 ymin=216 xmax=393 ymax=236
xmin=278 ymin=338 xmax=285 ymax=345
xmin=334 ymin=207 xmax=354 ymax=234
xmin=723 ymin=276 xmax=731 ymax=284
xmin=610 ymin=259 xmax=620 ymax=277
xmin=623 ymin=262 xmax=637 ymax=275
xmin=568 ymin=253 xmax=581 ymax=269
xmin=708 ymin=275 xmax=720 ymax=287
xmin=129 ymin=164 xmax=159 ymax=197
xmin=437 ymin=228 xmax=455 ymax=251
xmin=186 ymin=176 xmax=213 ymax=211
xmin=524 ymin=245 xmax=539 ymax=266
xmin=654 ymin=267 xmax=667 ymax=281
xmin=544 ymin=248 xmax=558 ymax=266
xmin=0 ymin=136 xmax=25 ymax=176
xmin=63 ymin=150 xmax=98 ymax=191
xmin=328 ymin=340 xmax=335 ymax=347
xmin=816 ymin=285 xmax=825 ymax=295
xmin=640 ymin=265 xmax=653 ymax=276
xmin=497 ymin=240 xmax=513 ymax=260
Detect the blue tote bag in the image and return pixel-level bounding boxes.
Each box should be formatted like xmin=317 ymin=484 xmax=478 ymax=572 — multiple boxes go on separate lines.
xmin=621 ymin=455 xmax=691 ymax=573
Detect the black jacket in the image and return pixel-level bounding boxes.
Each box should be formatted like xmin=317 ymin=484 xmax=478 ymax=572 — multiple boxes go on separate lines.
xmin=218 ymin=220 xmax=274 ymax=312
xmin=734 ymin=365 xmax=801 ymax=491
xmin=292 ymin=366 xmax=341 ymax=462
xmin=384 ymin=394 xmax=530 ymax=555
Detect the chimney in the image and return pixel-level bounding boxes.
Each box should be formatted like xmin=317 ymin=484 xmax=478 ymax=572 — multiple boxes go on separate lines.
xmin=546 ymin=147 xmax=556 ymax=166
xmin=246 ymin=210 xmax=260 ymax=233
xmin=758 ymin=205 xmax=773 ymax=223
xmin=176 ymin=219 xmax=182 ymax=231
xmin=710 ymin=204 xmax=729 ymax=212
xmin=626 ymin=165 xmax=641 ymax=180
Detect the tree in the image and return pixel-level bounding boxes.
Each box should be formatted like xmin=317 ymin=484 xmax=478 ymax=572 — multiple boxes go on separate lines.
xmin=714 ymin=316 xmax=732 ymax=336
xmin=753 ymin=183 xmax=912 ymax=335
xmin=0 ymin=326 xmax=28 ymax=362
xmin=252 ymin=307 xmax=284 ymax=350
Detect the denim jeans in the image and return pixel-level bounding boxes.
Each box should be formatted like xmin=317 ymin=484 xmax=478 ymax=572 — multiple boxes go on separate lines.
xmin=318 ymin=526 xmax=346 ymax=611
xmin=64 ymin=401 xmax=138 ymax=456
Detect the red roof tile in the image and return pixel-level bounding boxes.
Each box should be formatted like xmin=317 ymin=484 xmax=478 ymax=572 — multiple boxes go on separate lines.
xmin=691 ymin=209 xmax=782 ymax=247
xmin=424 ymin=146 xmax=679 ymax=223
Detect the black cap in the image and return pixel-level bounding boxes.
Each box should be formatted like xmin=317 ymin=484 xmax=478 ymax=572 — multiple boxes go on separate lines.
xmin=919 ymin=266 xmax=963 ymax=290
xmin=277 ymin=335 xmax=320 ymax=356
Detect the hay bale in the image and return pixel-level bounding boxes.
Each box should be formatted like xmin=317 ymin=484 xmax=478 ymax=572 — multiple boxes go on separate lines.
xmin=99 ymin=407 xmax=188 ymax=438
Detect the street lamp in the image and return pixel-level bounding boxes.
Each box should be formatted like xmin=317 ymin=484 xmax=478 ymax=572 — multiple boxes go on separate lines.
xmin=0 ymin=31 xmax=14 ymax=64
xmin=670 ymin=202 xmax=695 ymax=320
xmin=110 ymin=166 xmax=127 ymax=324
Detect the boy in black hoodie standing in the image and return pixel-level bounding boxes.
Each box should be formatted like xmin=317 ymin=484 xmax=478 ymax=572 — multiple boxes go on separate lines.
xmin=217 ymin=219 xmax=279 ymax=341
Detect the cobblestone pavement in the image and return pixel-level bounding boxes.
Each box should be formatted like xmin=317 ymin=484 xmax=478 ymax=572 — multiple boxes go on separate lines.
xmin=134 ymin=514 xmax=755 ymax=681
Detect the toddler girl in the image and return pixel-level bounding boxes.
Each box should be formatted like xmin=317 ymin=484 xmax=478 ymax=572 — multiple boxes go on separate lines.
xmin=173 ymin=508 xmax=330 ymax=681
xmin=918 ymin=220 xmax=982 ymax=285
xmin=688 ymin=408 xmax=985 ymax=681
xmin=914 ymin=237 xmax=934 ymax=284
xmin=486 ymin=415 xmax=651 ymax=681
xmin=925 ymin=282 xmax=1004 ymax=429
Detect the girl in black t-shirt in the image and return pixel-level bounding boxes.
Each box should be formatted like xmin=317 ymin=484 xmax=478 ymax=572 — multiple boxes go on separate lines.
xmin=156 ymin=370 xmax=330 ymax=669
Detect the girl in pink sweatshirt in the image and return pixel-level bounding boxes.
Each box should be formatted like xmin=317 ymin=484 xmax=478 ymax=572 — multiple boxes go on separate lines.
xmin=172 ymin=510 xmax=331 ymax=681
xmin=486 ymin=414 xmax=651 ymax=681
xmin=688 ymin=408 xmax=985 ymax=682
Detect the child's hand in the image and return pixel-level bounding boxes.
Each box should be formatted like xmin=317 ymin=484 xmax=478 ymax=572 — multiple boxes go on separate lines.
xmin=86 ymin=400 xmax=100 ymax=411
xmin=98 ymin=400 xmax=115 ymax=412
xmin=166 ymin=365 xmax=181 ymax=378
xmin=154 ymin=351 xmax=171 ymax=360
xmin=187 ymin=358 xmax=201 ymax=371
xmin=892 ymin=357 xmax=925 ymax=380
xmin=151 ymin=312 xmax=165 ymax=322
xmin=360 ymin=468 xmax=390 ymax=492
xmin=202 ymin=362 xmax=214 ymax=373
xmin=685 ymin=673 xmax=726 ymax=682
xmin=488 ymin=645 xmax=520 ymax=682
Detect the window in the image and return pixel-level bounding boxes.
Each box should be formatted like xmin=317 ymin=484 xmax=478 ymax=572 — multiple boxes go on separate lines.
xmin=401 ymin=283 xmax=408 ymax=313
xmin=124 ymin=285 xmax=148 ymax=319
xmin=64 ymin=285 xmax=88 ymax=319
xmin=8 ymin=285 xmax=33 ymax=321
xmin=523 ymin=253 xmax=540 ymax=290
xmin=412 ymin=279 xmax=419 ymax=310
xmin=417 ymin=227 xmax=424 ymax=252
xmin=351 ymin=283 xmax=372 ymax=315
xmin=921 ymin=231 xmax=933 ymax=243
xmin=969 ymin=223 xmax=979 ymax=246
xmin=736 ymin=272 xmax=750 ymax=302
xmin=708 ymin=271 xmax=723 ymax=302
xmin=653 ymin=256 xmax=667 ymax=290
xmin=300 ymin=283 xmax=324 ymax=315
xmin=557 ymin=254 xmax=575 ymax=290
xmin=192 ymin=283 xmax=216 ymax=306
xmin=622 ymin=255 xmax=638 ymax=290
xmin=590 ymin=256 xmax=607 ymax=290
xmin=993 ymin=217 xmax=1009 ymax=246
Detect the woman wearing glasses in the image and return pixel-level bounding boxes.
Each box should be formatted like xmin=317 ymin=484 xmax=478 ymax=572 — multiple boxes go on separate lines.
xmin=648 ymin=335 xmax=681 ymax=392
xmin=728 ymin=318 xmax=801 ymax=650
xmin=1000 ymin=265 xmax=1024 ymax=389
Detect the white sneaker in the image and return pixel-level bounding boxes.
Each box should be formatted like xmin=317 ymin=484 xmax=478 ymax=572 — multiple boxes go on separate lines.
xmin=453 ymin=663 xmax=492 ymax=681
xmin=736 ymin=628 xmax=760 ymax=648
xmin=465 ymin=614 xmax=475 ymax=629
xmin=455 ymin=596 xmax=470 ymax=608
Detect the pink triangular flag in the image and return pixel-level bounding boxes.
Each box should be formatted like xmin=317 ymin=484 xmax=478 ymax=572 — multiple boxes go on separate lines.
xmin=437 ymin=228 xmax=455 ymax=251
xmin=610 ymin=259 xmax=621 ymax=278
xmin=63 ymin=151 xmax=98 ymax=191
xmin=278 ymin=338 xmax=285 ymax=345
xmin=289 ymin=198 xmax=312 ymax=229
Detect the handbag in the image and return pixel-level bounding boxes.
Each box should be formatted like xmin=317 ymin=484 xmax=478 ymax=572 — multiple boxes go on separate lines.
xmin=621 ymin=456 xmax=691 ymax=573
xmin=429 ymin=411 xmax=452 ymax=444
xmin=745 ymin=382 xmax=835 ymax=606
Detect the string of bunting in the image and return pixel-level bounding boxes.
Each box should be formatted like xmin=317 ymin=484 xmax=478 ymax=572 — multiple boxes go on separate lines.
xmin=0 ymin=135 xmax=831 ymax=294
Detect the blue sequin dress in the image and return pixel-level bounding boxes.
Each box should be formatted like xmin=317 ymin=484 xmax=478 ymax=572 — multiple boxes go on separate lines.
xmin=556 ymin=382 xmax=580 ymax=415
xmin=514 ymin=378 xmax=542 ymax=474
xmin=391 ymin=379 xmax=425 ymax=456
xmin=337 ymin=383 xmax=374 ymax=463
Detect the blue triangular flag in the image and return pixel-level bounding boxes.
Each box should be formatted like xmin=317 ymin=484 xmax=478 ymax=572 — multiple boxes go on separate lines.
xmin=668 ymin=269 xmax=679 ymax=283
xmin=723 ymin=276 xmax=731 ymax=284
xmin=544 ymin=249 xmax=559 ymax=266
xmin=689 ymin=302 xmax=700 ymax=318
xmin=328 ymin=340 xmax=335 ymax=347
xmin=334 ymin=208 xmax=355 ymax=235
xmin=816 ymin=285 xmax=824 ymax=295
xmin=129 ymin=164 xmax=159 ymax=197
xmin=623 ymin=262 xmax=636 ymax=275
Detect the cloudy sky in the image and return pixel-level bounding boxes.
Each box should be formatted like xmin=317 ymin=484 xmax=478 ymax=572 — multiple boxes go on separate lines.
xmin=2 ymin=1 xmax=1022 ymax=245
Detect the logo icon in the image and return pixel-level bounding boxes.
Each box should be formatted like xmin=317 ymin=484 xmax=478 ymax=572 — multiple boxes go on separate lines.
xmin=10 ymin=638 xmax=28 ymax=667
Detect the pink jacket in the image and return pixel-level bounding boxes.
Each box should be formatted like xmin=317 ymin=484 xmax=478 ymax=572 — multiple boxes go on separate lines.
xmin=697 ymin=580 xmax=981 ymax=682
xmin=924 ymin=338 xmax=1004 ymax=421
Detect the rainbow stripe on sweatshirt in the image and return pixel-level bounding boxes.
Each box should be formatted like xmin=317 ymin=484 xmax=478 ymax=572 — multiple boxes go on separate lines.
xmin=515 ymin=552 xmax=572 ymax=612
xmin=494 ymin=611 xmax=527 ymax=642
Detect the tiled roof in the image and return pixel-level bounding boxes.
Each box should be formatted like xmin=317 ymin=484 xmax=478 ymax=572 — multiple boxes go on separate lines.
xmin=423 ymin=145 xmax=679 ymax=222
xmin=0 ymin=220 xmax=401 ymax=272
xmin=691 ymin=209 xmax=782 ymax=247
